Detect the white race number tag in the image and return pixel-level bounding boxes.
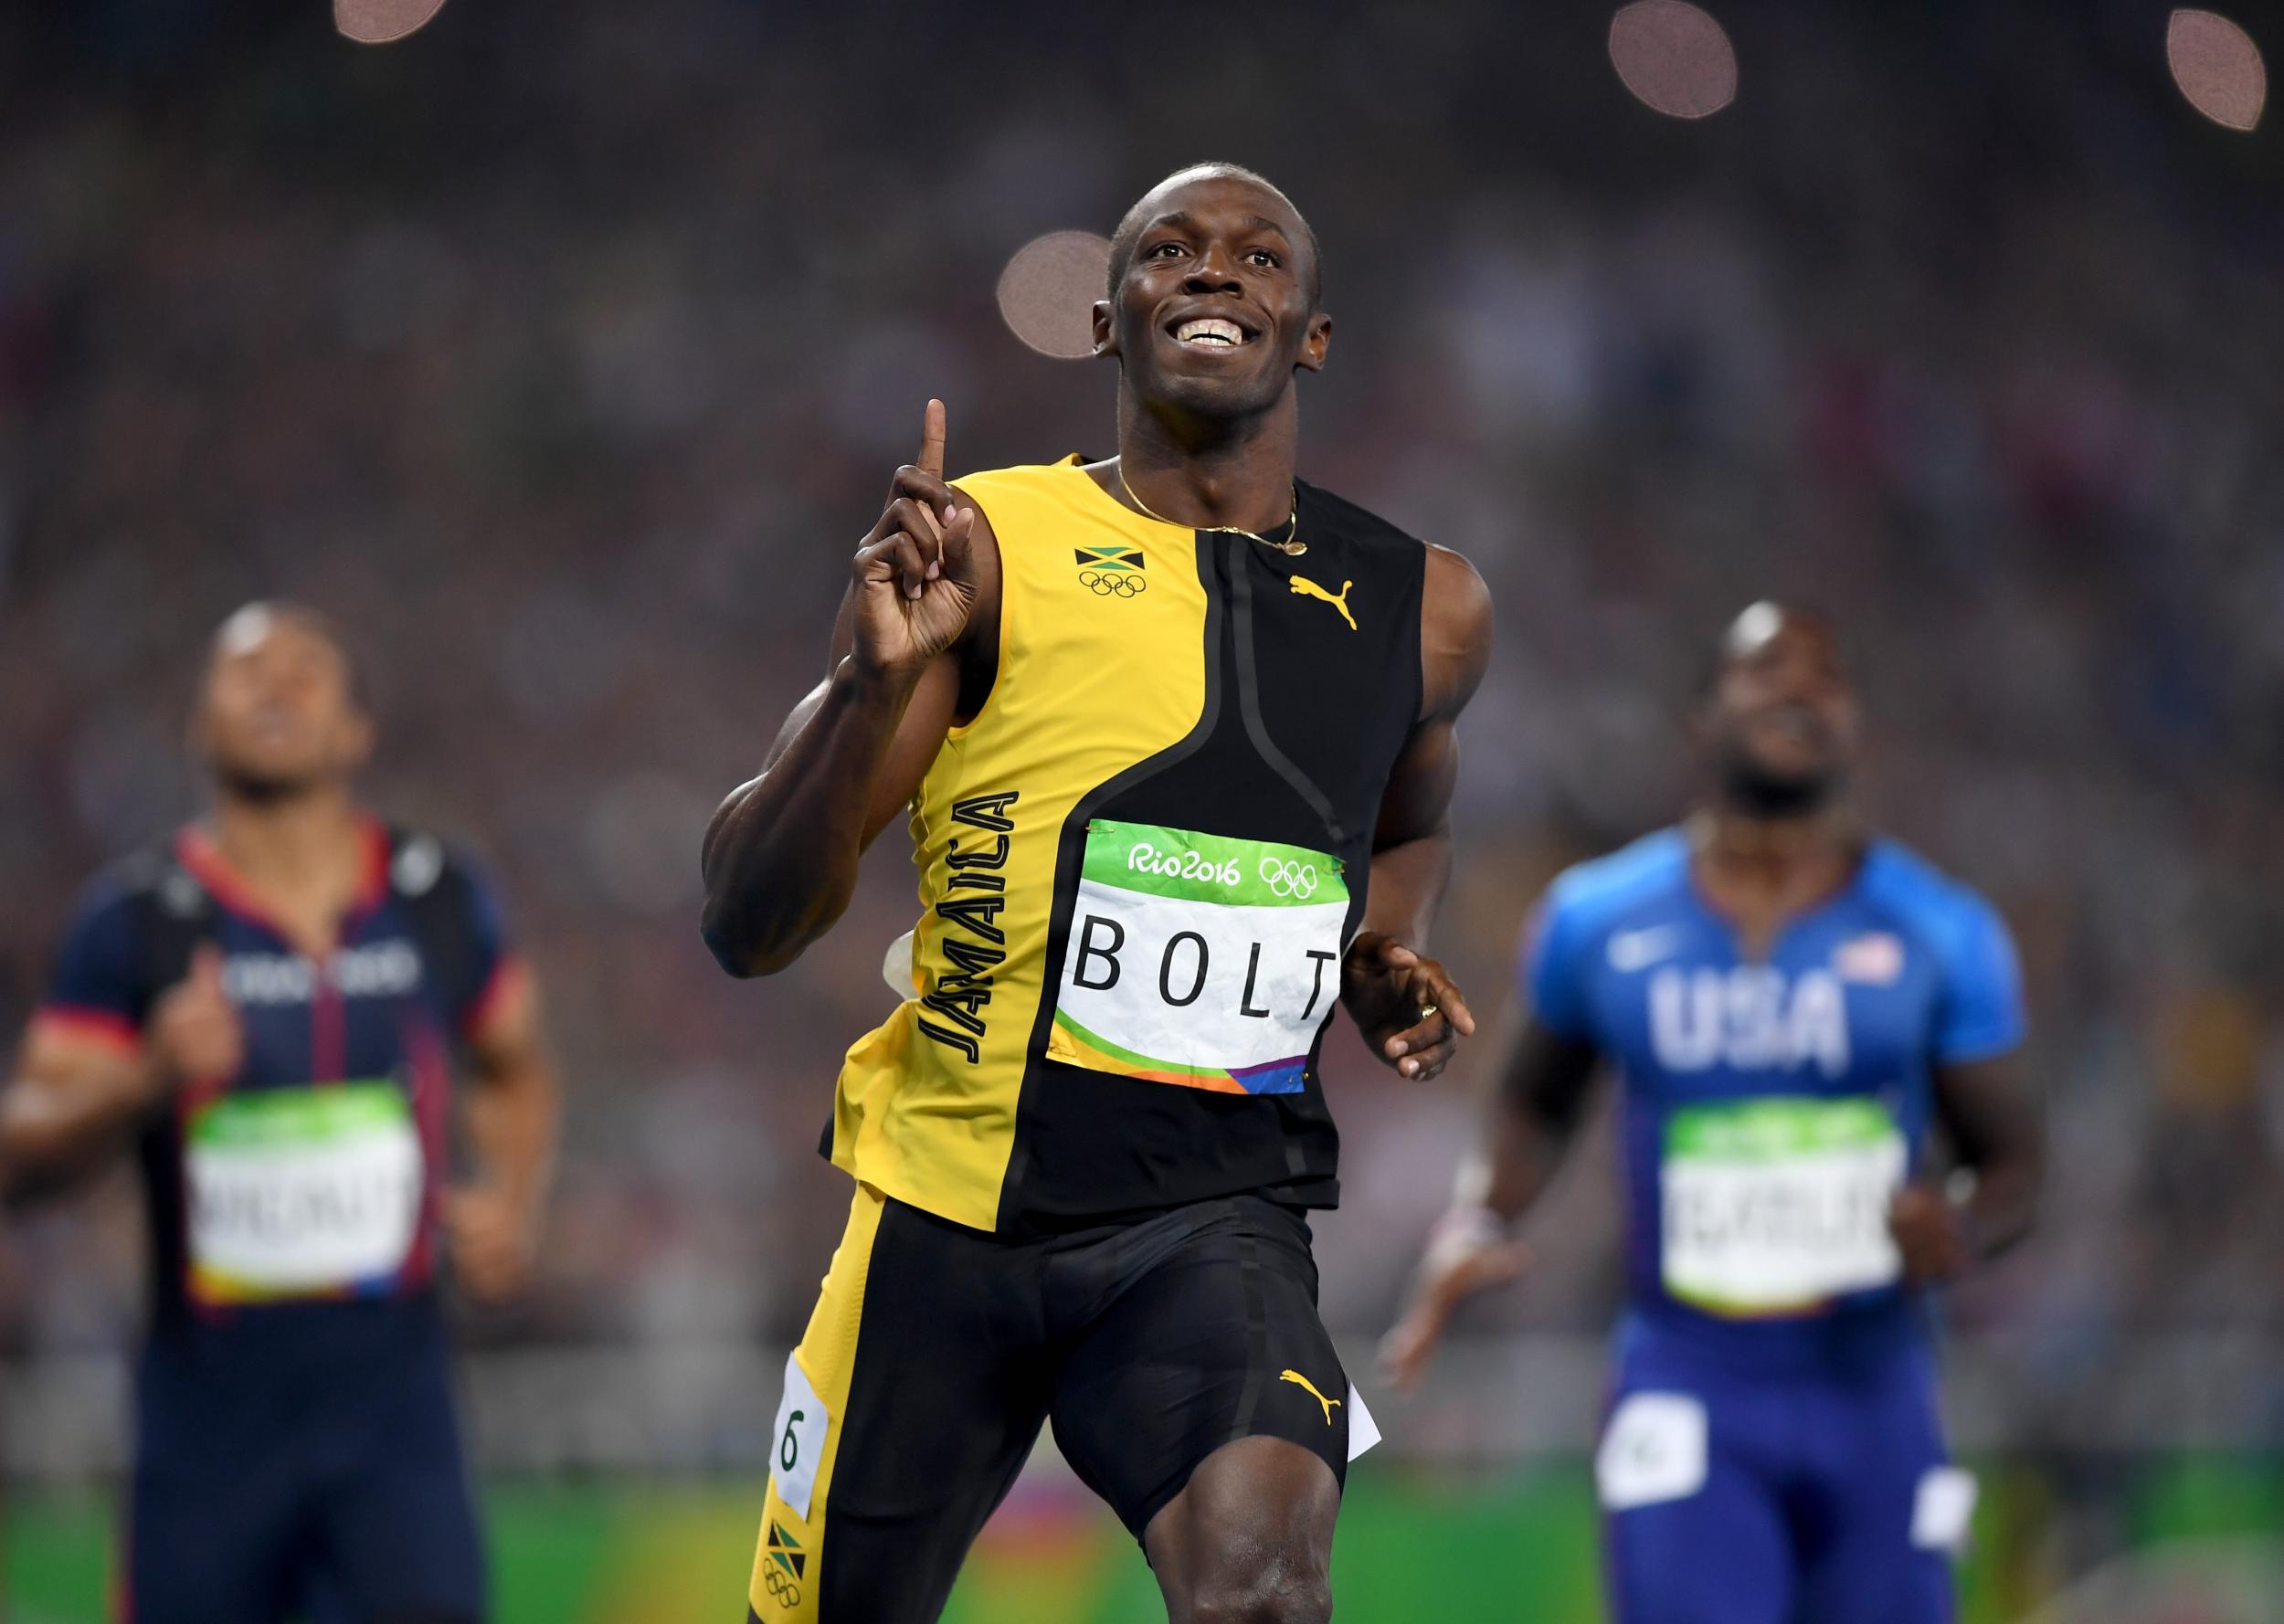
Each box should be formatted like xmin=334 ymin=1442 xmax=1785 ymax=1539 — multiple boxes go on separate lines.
xmin=1597 ymin=1392 xmax=1708 ymax=1511
xmin=1047 ymin=821 xmax=1348 ymax=1095
xmin=769 ymin=1352 xmax=830 ymax=1521
xmin=1661 ymin=1095 xmax=1907 ymax=1316
xmin=1912 ymin=1466 xmax=1978 ymax=1552
xmin=185 ymin=1081 xmax=423 ymax=1302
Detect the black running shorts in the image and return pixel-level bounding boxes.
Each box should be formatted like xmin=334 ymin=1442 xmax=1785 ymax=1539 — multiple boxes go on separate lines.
xmin=742 ymin=1184 xmax=1353 ymax=1623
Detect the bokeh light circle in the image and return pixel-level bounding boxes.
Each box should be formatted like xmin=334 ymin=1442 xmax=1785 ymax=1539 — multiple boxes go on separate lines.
xmin=2168 ymin=9 xmax=2266 ymax=132
xmin=1609 ymin=1 xmax=1739 ymax=120
xmin=335 ymin=0 xmax=450 ymax=46
xmin=996 ymin=231 xmax=1113 ymax=361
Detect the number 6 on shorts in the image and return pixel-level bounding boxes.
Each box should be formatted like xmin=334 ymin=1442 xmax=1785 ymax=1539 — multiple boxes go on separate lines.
xmin=770 ymin=1353 xmax=829 ymax=1519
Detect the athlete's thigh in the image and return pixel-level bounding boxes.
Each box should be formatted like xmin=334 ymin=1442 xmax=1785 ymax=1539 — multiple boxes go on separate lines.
xmin=745 ymin=1185 xmax=1047 ymax=1624
xmin=1794 ymin=1360 xmax=1962 ymax=1624
xmin=129 ymin=1452 xmax=303 ymax=1624
xmin=305 ymin=1397 xmax=484 ymax=1624
xmin=1049 ymin=1196 xmax=1348 ymax=1546
xmin=1598 ymin=1377 xmax=1792 ymax=1624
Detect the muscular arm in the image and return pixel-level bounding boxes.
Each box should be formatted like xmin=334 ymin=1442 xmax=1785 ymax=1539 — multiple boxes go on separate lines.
xmin=460 ymin=969 xmax=559 ymax=1229
xmin=1378 ymin=1010 xmax=1600 ymax=1387
xmin=1338 ymin=545 xmax=1494 ymax=1079
xmin=699 ymin=404 xmax=999 ymax=978
xmin=1929 ymin=1051 xmax=2043 ymax=1260
xmin=1473 ymin=1014 xmax=1602 ymax=1223
xmin=445 ymin=965 xmax=564 ymax=1302
xmin=0 ymin=1032 xmax=157 ymax=1207
xmin=3 ymin=947 xmax=235 ymax=1207
xmin=698 ymin=642 xmax=966 ymax=977
xmin=1357 ymin=545 xmax=1494 ymax=944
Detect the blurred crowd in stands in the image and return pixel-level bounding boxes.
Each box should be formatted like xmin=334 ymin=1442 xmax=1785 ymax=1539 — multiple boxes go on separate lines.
xmin=1 ymin=1 xmax=2278 ymax=1407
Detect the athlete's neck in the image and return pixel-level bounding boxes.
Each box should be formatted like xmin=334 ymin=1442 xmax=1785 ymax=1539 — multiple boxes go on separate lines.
xmin=206 ymin=782 xmax=369 ymax=931
xmin=1111 ymin=389 xmax=1297 ymax=533
xmin=1688 ymin=805 xmax=1863 ymax=911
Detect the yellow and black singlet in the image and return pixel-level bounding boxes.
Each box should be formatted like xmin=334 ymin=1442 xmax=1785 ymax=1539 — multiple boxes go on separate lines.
xmin=828 ymin=459 xmax=1426 ymax=1232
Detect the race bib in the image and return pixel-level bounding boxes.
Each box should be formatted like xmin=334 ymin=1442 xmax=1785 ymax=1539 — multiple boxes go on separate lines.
xmin=1046 ymin=820 xmax=1348 ymax=1095
xmin=1597 ymin=1392 xmax=1708 ymax=1511
xmin=186 ymin=1081 xmax=424 ymax=1302
xmin=1660 ymin=1095 xmax=1906 ymax=1316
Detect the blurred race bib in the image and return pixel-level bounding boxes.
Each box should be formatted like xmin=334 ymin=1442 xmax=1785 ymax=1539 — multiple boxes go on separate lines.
xmin=1661 ymin=1094 xmax=1905 ymax=1316
xmin=185 ymin=1081 xmax=423 ymax=1303
xmin=1046 ymin=820 xmax=1348 ymax=1096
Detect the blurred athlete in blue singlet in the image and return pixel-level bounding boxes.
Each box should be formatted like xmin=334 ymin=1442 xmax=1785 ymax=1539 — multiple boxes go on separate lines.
xmin=1382 ymin=602 xmax=2043 ymax=1624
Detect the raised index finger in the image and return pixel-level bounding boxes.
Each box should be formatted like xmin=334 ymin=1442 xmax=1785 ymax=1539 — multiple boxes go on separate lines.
xmin=918 ymin=398 xmax=946 ymax=480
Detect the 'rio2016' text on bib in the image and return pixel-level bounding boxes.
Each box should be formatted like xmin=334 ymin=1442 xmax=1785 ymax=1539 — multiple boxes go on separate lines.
xmin=1047 ymin=820 xmax=1349 ymax=1095
xmin=1660 ymin=1094 xmax=1906 ymax=1317
xmin=186 ymin=1081 xmax=424 ymax=1304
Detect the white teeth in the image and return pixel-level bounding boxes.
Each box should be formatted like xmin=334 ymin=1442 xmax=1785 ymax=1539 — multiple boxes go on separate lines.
xmin=1176 ymin=317 xmax=1246 ymax=346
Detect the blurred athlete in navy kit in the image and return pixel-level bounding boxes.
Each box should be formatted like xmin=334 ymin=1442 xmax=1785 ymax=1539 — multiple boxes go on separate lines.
xmin=3 ymin=603 xmax=559 ymax=1624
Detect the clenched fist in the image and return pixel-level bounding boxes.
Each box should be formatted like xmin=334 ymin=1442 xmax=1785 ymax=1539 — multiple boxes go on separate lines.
xmin=147 ymin=944 xmax=244 ymax=1091
xmin=851 ymin=398 xmax=982 ymax=681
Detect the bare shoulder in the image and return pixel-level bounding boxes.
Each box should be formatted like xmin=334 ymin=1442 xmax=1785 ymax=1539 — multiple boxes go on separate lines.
xmin=1420 ymin=543 xmax=1493 ymax=719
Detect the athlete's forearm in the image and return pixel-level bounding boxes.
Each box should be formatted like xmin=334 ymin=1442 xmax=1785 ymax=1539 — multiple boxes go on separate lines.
xmin=1359 ymin=828 xmax=1452 ymax=949
xmin=0 ymin=1061 xmax=156 ymax=1205
xmin=1931 ymin=1055 xmax=2043 ymax=1262
xmin=1472 ymin=1090 xmax=1576 ymax=1224
xmin=465 ymin=1052 xmax=557 ymax=1218
xmin=1960 ymin=1136 xmax=2041 ymax=1260
xmin=1470 ymin=1020 xmax=1600 ymax=1224
xmin=701 ymin=658 xmax=922 ymax=976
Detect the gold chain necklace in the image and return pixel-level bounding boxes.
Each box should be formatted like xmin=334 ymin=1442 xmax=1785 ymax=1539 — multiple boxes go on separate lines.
xmin=1116 ymin=463 xmax=1305 ymax=556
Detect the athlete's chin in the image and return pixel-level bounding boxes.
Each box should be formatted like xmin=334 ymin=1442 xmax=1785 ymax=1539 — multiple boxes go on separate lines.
xmin=210 ymin=758 xmax=334 ymax=804
xmin=1140 ymin=366 xmax=1286 ymax=421
xmin=1720 ymin=754 xmax=1844 ymax=817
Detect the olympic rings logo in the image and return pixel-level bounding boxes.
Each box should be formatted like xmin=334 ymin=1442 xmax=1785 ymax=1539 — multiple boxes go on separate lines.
xmin=762 ymin=1566 xmax=802 ymax=1609
xmin=1079 ymin=569 xmax=1147 ymax=597
xmin=1258 ymin=857 xmax=1320 ymax=898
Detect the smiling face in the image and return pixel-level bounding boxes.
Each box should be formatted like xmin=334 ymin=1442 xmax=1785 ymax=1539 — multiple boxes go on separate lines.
xmin=195 ymin=605 xmax=374 ymax=800
xmin=1701 ymin=603 xmax=1860 ymax=815
xmin=1094 ymin=169 xmax=1331 ymax=422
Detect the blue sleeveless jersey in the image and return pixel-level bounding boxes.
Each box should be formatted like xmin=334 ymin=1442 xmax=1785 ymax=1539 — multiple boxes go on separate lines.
xmin=1524 ymin=828 xmax=2024 ymax=1368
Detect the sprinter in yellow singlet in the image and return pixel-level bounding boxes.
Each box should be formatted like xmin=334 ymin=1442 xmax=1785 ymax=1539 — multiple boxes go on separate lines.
xmin=702 ymin=163 xmax=1494 ymax=1624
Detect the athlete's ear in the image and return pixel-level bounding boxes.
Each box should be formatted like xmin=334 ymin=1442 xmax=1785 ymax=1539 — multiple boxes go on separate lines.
xmin=1091 ymin=299 xmax=1119 ymax=360
xmin=1295 ymin=310 xmax=1332 ymax=374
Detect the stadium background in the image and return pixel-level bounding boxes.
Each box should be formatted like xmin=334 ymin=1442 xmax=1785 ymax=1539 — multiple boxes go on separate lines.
xmin=3 ymin=1 xmax=2281 ymax=1619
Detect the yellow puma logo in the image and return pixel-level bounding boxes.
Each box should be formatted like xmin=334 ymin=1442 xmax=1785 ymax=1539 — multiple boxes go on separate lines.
xmin=1288 ymin=575 xmax=1357 ymax=631
xmin=1279 ymin=1368 xmax=1342 ymax=1425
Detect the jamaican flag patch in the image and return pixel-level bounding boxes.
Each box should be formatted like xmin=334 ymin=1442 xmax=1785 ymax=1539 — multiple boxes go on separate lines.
xmin=1075 ymin=544 xmax=1147 ymax=597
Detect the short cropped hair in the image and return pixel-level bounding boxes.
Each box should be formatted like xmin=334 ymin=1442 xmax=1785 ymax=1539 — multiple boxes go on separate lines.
xmin=1105 ymin=162 xmax=1323 ymax=308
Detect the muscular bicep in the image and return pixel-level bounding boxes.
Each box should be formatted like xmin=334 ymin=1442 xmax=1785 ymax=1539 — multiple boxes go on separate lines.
xmin=463 ymin=964 xmax=545 ymax=1083
xmin=1369 ymin=543 xmax=1493 ymax=850
xmin=11 ymin=1027 xmax=141 ymax=1106
xmin=1370 ymin=714 xmax=1458 ymax=850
